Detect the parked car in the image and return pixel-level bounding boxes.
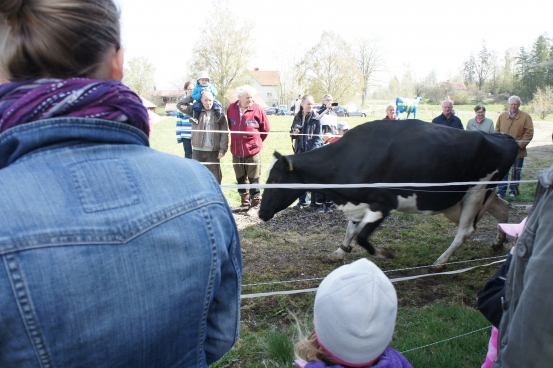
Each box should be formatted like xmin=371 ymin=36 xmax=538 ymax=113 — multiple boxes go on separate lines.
xmin=264 ymin=107 xmax=288 ymax=116
xmin=347 ymin=109 xmax=367 ymax=117
xmin=278 ymin=105 xmax=290 ymax=115
xmin=264 ymin=107 xmax=277 ymax=115
xmin=332 ymin=106 xmax=349 ymax=117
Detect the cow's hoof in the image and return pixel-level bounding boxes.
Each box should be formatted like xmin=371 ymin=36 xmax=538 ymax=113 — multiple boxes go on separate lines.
xmin=323 ymin=249 xmax=345 ymax=263
xmin=492 ymin=241 xmax=505 ymax=251
xmin=375 ymin=248 xmax=394 ymax=259
xmin=429 ymin=264 xmax=446 ymax=273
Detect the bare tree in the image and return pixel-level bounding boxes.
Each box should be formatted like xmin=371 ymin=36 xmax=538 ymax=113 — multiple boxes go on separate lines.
xmin=188 ymin=5 xmax=254 ymax=108
xmin=462 ymin=42 xmax=492 ymax=90
xmin=123 ymin=56 xmax=156 ymax=95
xmin=354 ymin=36 xmax=384 ymax=107
xmin=298 ymin=31 xmax=362 ymax=103
xmin=276 ymin=50 xmax=306 ymax=107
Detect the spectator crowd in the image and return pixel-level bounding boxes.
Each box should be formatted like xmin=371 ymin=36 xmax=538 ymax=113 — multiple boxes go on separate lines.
xmin=0 ymin=0 xmax=546 ymax=365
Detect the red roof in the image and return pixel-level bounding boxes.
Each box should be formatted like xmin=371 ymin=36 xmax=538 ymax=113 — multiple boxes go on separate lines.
xmin=251 ymin=70 xmax=280 ymax=86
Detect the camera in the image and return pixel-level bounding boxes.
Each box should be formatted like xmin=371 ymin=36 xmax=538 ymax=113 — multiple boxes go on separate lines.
xmin=331 ymin=102 xmax=338 ymax=106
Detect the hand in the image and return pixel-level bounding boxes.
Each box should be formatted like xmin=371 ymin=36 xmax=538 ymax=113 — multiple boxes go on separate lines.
xmin=218 ymin=152 xmax=225 ymax=159
xmin=293 ymin=128 xmax=300 ymax=135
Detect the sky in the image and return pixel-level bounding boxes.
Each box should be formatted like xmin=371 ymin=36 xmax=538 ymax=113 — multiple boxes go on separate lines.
xmin=117 ymin=0 xmax=553 ymax=90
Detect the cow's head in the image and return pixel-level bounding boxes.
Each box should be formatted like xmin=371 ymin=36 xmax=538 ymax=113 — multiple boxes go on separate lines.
xmin=258 ymin=151 xmax=306 ymax=221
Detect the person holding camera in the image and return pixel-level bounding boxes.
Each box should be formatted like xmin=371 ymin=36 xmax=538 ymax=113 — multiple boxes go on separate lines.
xmin=315 ymin=94 xmax=338 ymax=134
xmin=290 ymin=95 xmax=324 ymax=209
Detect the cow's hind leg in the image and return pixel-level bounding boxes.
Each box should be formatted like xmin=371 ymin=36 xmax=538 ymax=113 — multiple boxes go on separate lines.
xmin=486 ymin=195 xmax=510 ymax=250
xmin=327 ymin=220 xmax=358 ymax=262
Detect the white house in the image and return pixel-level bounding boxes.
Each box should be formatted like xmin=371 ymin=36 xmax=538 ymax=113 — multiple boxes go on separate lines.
xmin=250 ymin=69 xmax=280 ymax=107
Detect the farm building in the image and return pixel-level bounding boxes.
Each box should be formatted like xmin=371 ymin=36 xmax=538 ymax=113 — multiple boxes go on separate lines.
xmin=250 ymin=69 xmax=280 ymax=107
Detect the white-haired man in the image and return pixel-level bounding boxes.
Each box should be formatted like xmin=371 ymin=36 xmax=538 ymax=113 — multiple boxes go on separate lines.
xmin=227 ymin=85 xmax=271 ymax=214
xmin=495 ymin=95 xmax=534 ymax=199
xmin=432 ymin=100 xmax=463 ymax=129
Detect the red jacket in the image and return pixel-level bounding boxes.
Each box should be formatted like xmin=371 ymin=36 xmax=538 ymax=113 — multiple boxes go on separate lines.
xmin=226 ymin=101 xmax=270 ymax=157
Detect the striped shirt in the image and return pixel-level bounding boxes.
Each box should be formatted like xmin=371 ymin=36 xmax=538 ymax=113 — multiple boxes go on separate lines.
xmin=174 ymin=110 xmax=192 ymax=142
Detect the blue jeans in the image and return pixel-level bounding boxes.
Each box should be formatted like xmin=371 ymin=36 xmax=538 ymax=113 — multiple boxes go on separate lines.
xmin=498 ymin=158 xmax=524 ymax=197
xmin=182 ymin=138 xmax=192 ymax=158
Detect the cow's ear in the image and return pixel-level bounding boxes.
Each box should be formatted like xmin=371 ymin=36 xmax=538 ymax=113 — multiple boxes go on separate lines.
xmin=273 ymin=151 xmax=282 ymax=160
xmin=282 ymin=155 xmax=294 ymax=171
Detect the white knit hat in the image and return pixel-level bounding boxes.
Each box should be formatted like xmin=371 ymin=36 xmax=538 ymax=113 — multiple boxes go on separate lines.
xmin=197 ymin=71 xmax=210 ymax=81
xmin=314 ymin=258 xmax=397 ymax=366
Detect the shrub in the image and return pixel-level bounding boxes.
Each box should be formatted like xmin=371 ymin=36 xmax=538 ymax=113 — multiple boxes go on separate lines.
xmin=529 ymin=86 xmax=553 ymax=120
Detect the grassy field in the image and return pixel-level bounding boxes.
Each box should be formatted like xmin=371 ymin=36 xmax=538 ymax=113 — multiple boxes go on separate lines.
xmin=150 ymin=107 xmax=552 ymax=367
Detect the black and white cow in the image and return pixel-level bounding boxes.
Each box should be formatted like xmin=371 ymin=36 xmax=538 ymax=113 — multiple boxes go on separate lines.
xmin=258 ymin=120 xmax=520 ymax=267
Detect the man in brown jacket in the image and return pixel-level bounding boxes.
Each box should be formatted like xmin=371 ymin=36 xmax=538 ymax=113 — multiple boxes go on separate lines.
xmin=177 ymin=90 xmax=228 ymax=184
xmin=495 ymin=95 xmax=533 ymax=199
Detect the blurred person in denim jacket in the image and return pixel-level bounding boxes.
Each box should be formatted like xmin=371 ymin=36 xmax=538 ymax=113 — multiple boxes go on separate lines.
xmin=0 ymin=1 xmax=241 ymax=367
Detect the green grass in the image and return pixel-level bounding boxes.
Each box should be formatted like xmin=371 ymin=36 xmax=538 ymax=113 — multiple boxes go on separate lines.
xmin=213 ymin=302 xmax=491 ymax=367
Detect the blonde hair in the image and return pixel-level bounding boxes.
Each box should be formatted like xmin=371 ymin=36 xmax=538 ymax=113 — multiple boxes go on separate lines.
xmin=295 ymin=331 xmax=342 ymax=365
xmin=0 ymin=0 xmax=121 ymax=80
xmin=386 ymin=104 xmax=395 ymax=111
xmin=294 ymin=331 xmax=373 ymax=368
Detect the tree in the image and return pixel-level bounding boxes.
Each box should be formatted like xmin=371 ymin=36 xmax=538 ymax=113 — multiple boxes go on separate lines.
xmin=123 ymin=56 xmax=156 ymax=95
xmin=515 ymin=46 xmax=532 ymax=98
xmin=276 ymin=51 xmax=307 ymax=106
xmin=529 ymin=34 xmax=550 ymax=93
xmin=297 ymin=31 xmax=362 ymax=103
xmin=188 ymin=5 xmax=254 ymax=108
xmin=354 ymin=36 xmax=384 ymax=107
xmin=529 ymin=86 xmax=553 ymax=119
xmin=462 ymin=42 xmax=492 ymax=90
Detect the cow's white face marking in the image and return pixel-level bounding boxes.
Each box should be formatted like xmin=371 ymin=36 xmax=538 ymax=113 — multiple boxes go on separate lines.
xmin=338 ymin=202 xmax=383 ymax=227
xmin=266 ymin=157 xmax=278 ymax=178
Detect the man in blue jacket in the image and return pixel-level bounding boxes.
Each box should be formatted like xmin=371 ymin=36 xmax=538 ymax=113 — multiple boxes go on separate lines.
xmin=432 ymin=99 xmax=464 ymax=129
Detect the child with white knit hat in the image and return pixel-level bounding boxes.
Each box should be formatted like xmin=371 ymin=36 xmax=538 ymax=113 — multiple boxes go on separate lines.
xmin=294 ymin=258 xmax=413 ymax=368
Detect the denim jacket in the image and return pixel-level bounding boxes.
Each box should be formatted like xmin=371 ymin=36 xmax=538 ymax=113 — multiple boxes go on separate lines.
xmin=0 ymin=118 xmax=242 ymax=367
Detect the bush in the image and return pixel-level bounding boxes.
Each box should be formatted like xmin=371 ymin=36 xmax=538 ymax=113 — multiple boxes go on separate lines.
xmin=529 ymin=86 xmax=553 ymax=120
xmin=450 ymin=91 xmax=470 ymax=105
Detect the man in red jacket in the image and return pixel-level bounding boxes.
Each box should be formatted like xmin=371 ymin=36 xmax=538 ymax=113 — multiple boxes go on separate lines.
xmin=227 ymin=85 xmax=271 ymax=215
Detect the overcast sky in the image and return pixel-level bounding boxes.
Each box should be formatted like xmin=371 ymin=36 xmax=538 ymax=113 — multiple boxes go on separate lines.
xmin=117 ymin=0 xmax=553 ymax=89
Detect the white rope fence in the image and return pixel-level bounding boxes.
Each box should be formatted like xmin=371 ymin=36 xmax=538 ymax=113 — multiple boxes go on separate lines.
xmin=242 ymin=255 xmax=508 ymax=288
xmin=220 ymin=179 xmax=538 ymax=190
xmin=400 ymin=326 xmax=491 ymax=354
xmin=240 ymin=259 xmax=505 ymax=299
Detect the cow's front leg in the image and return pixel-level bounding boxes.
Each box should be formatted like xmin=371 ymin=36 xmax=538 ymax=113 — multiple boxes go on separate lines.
xmin=357 ymin=218 xmax=394 ymax=259
xmin=328 ymin=220 xmax=359 ymax=262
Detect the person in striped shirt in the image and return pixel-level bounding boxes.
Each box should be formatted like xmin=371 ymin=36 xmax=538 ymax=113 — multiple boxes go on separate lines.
xmin=175 ymin=81 xmax=194 ymax=158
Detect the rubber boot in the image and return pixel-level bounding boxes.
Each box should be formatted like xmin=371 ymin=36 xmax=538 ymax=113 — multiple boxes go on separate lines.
xmin=232 ymin=193 xmax=250 ymax=213
xmin=246 ymin=196 xmax=260 ymax=216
